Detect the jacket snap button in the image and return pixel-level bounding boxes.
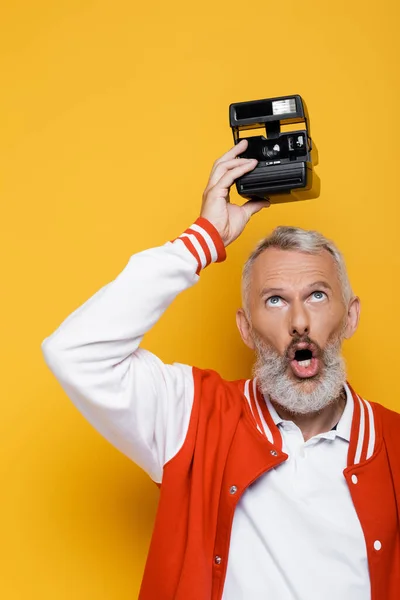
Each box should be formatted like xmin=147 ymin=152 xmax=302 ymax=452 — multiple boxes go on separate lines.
xmin=270 ymin=450 xmax=278 ymax=457
xmin=229 ymin=485 xmax=238 ymax=495
xmin=374 ymin=540 xmax=382 ymax=551
xmin=351 ymin=475 xmax=358 ymax=484
xmin=214 ymin=555 xmax=222 ymax=565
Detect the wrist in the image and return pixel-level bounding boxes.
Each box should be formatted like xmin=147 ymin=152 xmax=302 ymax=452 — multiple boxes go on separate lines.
xmin=195 ymin=217 xmax=227 ymax=257
xmin=171 ymin=218 xmax=226 ymax=275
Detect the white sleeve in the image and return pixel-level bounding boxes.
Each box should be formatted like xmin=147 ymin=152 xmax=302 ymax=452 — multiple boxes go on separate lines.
xmin=41 ymin=219 xmax=226 ymax=483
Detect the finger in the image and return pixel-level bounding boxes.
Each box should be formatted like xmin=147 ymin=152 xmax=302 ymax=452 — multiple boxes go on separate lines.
xmin=211 ymin=159 xmax=258 ymax=193
xmin=207 ymin=157 xmax=255 ymax=188
xmin=242 ymin=199 xmax=271 ymax=220
xmin=212 ymin=139 xmax=249 ymax=171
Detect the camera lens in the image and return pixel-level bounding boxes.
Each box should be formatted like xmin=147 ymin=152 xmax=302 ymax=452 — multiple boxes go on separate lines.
xmin=262 ymin=143 xmax=280 ymax=159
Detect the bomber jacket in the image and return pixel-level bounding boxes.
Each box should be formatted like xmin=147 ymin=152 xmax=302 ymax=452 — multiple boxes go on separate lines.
xmin=42 ymin=218 xmax=400 ymax=599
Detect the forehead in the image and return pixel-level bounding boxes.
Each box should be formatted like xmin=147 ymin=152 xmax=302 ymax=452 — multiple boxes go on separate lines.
xmin=249 ymin=247 xmax=341 ymax=293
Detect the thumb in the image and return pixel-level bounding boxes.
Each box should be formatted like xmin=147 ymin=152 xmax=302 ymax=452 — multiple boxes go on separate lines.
xmin=242 ymin=198 xmax=271 ymax=220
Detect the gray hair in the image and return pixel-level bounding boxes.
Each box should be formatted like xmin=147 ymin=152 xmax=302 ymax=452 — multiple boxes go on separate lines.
xmin=242 ymin=226 xmax=353 ymax=315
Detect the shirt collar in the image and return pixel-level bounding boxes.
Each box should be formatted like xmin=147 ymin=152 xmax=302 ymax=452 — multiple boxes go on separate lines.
xmin=335 ymin=383 xmax=353 ymax=442
xmin=264 ymin=382 xmax=353 ymax=443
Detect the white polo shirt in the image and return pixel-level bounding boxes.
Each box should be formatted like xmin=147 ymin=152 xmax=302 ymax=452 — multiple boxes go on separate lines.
xmin=222 ymin=384 xmax=371 ymax=599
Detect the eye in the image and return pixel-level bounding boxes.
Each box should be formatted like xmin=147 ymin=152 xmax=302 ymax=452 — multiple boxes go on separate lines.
xmin=310 ymin=291 xmax=327 ymax=302
xmin=266 ymin=295 xmax=284 ymax=307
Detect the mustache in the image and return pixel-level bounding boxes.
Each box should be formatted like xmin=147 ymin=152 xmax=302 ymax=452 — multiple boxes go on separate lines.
xmin=254 ymin=333 xmax=343 ymax=369
xmin=283 ymin=335 xmax=322 ymax=361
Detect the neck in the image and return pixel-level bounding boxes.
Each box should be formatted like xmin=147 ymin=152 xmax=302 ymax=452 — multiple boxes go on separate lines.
xmin=271 ymin=387 xmax=347 ymax=442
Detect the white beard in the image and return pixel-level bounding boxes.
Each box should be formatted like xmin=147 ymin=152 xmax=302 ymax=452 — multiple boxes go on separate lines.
xmin=253 ymin=334 xmax=347 ymax=415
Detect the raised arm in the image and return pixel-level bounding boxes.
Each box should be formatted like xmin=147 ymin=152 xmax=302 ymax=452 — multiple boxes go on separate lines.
xmin=41 ymin=140 xmax=269 ymax=482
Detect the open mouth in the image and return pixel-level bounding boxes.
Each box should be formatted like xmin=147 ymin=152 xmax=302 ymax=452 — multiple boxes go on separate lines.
xmin=294 ymin=348 xmax=313 ymax=367
xmin=289 ymin=343 xmax=321 ymax=379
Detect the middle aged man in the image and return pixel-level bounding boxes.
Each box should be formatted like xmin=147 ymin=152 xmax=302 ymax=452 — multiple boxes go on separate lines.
xmin=42 ymin=140 xmax=400 ymax=600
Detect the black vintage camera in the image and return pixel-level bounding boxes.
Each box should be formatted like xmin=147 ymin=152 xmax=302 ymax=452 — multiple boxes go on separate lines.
xmin=229 ymin=95 xmax=318 ymax=203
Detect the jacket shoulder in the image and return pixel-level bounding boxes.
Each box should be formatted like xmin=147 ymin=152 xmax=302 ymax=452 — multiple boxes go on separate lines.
xmin=372 ymin=401 xmax=400 ymax=435
xmin=192 ymin=366 xmax=247 ymax=393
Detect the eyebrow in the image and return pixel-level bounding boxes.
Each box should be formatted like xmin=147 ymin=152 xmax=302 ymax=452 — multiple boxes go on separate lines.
xmin=307 ymin=280 xmax=333 ymax=291
xmin=260 ymin=287 xmax=285 ymax=297
xmin=260 ymin=281 xmax=333 ymax=297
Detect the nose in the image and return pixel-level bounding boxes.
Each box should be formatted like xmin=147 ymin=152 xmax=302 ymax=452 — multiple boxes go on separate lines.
xmin=289 ymin=301 xmax=310 ymax=337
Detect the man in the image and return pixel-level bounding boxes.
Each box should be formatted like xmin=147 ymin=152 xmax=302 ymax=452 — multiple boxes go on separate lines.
xmin=42 ymin=140 xmax=400 ymax=600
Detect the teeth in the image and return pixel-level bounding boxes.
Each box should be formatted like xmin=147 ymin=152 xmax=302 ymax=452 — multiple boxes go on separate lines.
xmin=298 ymin=359 xmax=311 ymax=367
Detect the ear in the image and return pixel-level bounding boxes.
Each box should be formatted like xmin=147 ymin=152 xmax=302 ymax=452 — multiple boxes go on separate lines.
xmin=344 ymin=296 xmax=361 ymax=339
xmin=236 ymin=308 xmax=255 ymax=350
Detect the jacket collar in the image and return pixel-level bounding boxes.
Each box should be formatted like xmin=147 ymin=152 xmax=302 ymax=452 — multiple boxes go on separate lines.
xmin=346 ymin=382 xmax=377 ymax=467
xmin=244 ymin=379 xmax=377 ymax=467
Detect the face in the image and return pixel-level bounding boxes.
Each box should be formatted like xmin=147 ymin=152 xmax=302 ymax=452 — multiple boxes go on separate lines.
xmin=236 ymin=247 xmax=360 ymax=414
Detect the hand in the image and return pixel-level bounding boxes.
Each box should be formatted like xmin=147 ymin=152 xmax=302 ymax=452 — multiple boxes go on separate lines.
xmin=200 ymin=140 xmax=270 ymax=247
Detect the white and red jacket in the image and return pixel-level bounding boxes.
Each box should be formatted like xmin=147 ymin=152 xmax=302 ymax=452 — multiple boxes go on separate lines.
xmin=42 ymin=218 xmax=400 ymax=599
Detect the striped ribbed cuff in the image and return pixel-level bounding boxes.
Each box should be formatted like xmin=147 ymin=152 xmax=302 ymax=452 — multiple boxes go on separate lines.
xmin=172 ymin=218 xmax=226 ymax=275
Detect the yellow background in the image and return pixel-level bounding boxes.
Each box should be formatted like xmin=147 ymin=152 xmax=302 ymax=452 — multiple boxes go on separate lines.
xmin=1 ymin=0 xmax=399 ymax=597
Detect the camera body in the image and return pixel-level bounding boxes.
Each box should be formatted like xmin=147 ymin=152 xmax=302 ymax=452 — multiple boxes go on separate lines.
xmin=229 ymin=95 xmax=316 ymax=203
